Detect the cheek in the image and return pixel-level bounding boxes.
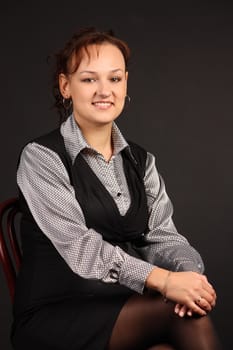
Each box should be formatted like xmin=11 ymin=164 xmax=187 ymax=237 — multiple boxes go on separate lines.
xmin=72 ymin=89 xmax=88 ymax=102
xmin=117 ymin=84 xmax=127 ymax=97
xmin=123 ymin=82 xmax=128 ymax=95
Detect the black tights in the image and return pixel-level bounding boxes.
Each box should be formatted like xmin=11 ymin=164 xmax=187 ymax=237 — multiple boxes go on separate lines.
xmin=107 ymin=293 xmax=222 ymax=350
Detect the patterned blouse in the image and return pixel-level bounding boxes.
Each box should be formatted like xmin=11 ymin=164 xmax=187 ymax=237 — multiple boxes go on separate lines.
xmin=17 ymin=114 xmax=204 ymax=294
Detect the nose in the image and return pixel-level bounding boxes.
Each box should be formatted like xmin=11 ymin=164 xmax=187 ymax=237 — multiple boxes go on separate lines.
xmin=96 ymin=80 xmax=111 ymax=98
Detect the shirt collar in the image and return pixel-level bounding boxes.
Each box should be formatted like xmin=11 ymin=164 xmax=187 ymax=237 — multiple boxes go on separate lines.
xmin=60 ymin=114 xmax=130 ymax=163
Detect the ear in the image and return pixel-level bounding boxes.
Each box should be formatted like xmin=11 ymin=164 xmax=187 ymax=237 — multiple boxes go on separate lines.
xmin=59 ymin=73 xmax=71 ymax=98
xmin=125 ymin=71 xmax=129 ymax=94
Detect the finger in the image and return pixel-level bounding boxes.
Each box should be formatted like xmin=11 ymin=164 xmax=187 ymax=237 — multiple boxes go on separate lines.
xmin=174 ymin=304 xmax=188 ymax=317
xmin=202 ymin=275 xmax=215 ymax=290
xmin=211 ymin=294 xmax=217 ymax=307
xmin=198 ymin=285 xmax=216 ymax=306
xmin=187 ymin=309 xmax=193 ymax=317
xmin=201 ymin=279 xmax=217 ymax=297
xmin=189 ymin=300 xmax=207 ymax=316
xmin=174 ymin=303 xmax=182 ymax=314
xmin=195 ymin=296 xmax=212 ymax=312
xmin=178 ymin=305 xmax=188 ymax=317
xmin=175 ymin=304 xmax=193 ymax=317
xmin=206 ymin=286 xmax=217 ymax=300
xmin=199 ymin=290 xmax=216 ymax=308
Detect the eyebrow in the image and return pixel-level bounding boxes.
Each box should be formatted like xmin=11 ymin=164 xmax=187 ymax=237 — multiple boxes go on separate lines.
xmin=79 ymin=68 xmax=124 ymax=74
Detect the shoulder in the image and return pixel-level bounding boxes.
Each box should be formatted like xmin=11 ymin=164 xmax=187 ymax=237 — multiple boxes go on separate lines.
xmin=127 ymin=140 xmax=147 ymax=166
xmin=26 ymin=127 xmax=63 ymax=154
xmin=127 ymin=140 xmax=147 ymax=155
xmin=18 ymin=127 xmax=71 ymax=173
xmin=127 ymin=141 xmax=157 ymax=168
xmin=18 ymin=128 xmax=60 ymax=154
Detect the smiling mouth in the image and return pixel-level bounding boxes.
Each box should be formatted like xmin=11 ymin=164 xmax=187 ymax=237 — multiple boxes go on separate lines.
xmin=92 ymin=101 xmax=114 ymax=109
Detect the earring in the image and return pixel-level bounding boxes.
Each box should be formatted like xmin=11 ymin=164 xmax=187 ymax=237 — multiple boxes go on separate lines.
xmin=125 ymin=95 xmax=131 ymax=103
xmin=62 ymin=97 xmax=72 ymax=110
xmin=124 ymin=95 xmax=131 ymax=109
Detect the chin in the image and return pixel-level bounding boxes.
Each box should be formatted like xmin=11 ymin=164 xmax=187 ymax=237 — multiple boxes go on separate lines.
xmin=93 ymin=114 xmax=120 ymax=125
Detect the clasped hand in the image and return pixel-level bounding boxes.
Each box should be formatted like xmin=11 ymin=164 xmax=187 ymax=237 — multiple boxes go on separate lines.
xmin=146 ymin=268 xmax=217 ymax=317
xmin=165 ymin=271 xmax=216 ymax=317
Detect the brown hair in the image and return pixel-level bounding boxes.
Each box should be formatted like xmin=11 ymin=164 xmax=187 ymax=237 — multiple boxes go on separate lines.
xmin=50 ymin=27 xmax=131 ymax=122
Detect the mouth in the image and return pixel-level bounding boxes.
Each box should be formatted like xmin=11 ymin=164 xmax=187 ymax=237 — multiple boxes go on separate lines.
xmin=92 ymin=101 xmax=114 ymax=110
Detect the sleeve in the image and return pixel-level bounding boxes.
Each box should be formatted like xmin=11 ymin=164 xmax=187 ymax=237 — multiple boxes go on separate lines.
xmin=17 ymin=142 xmax=155 ymax=294
xmin=135 ymin=152 xmax=204 ymax=273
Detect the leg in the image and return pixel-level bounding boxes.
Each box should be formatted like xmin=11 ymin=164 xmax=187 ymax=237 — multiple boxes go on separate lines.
xmin=170 ymin=313 xmax=222 ymax=350
xmin=107 ymin=293 xmax=176 ymax=350
xmin=107 ymin=293 xmax=222 ymax=350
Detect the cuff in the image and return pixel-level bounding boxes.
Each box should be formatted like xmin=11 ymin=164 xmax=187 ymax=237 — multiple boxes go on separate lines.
xmin=118 ymin=253 xmax=155 ymax=294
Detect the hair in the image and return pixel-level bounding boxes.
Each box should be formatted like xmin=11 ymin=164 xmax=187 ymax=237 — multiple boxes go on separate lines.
xmin=50 ymin=27 xmax=131 ymax=122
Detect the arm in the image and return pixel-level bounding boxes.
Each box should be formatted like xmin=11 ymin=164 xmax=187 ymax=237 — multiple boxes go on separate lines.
xmin=17 ymin=142 xmax=155 ymax=294
xmin=136 ymin=152 xmax=204 ymax=273
xmin=138 ymin=152 xmax=216 ymax=316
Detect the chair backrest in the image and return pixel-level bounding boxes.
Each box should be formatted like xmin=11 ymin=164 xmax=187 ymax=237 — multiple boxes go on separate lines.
xmin=0 ymin=197 xmax=22 ymax=302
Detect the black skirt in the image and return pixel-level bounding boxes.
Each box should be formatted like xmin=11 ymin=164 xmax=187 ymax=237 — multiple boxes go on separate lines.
xmin=11 ymin=283 xmax=134 ymax=350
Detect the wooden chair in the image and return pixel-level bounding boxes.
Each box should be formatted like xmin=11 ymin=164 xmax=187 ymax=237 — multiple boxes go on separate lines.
xmin=0 ymin=197 xmax=22 ymax=302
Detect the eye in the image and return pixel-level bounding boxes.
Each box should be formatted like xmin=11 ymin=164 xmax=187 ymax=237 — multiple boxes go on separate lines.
xmin=82 ymin=78 xmax=96 ymax=83
xmin=110 ymin=76 xmax=122 ymax=82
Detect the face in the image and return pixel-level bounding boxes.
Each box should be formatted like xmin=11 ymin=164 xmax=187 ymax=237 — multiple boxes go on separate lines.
xmin=59 ymin=43 xmax=128 ymax=128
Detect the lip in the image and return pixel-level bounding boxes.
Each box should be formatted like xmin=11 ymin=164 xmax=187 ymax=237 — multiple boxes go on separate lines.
xmin=92 ymin=101 xmax=114 ymax=110
xmin=92 ymin=101 xmax=114 ymax=104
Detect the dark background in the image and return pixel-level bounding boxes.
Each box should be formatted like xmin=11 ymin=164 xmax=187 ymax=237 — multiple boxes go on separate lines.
xmin=1 ymin=1 xmax=232 ymax=349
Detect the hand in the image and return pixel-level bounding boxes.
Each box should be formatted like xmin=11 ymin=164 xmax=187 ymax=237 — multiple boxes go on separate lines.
xmin=165 ymin=271 xmax=216 ymax=316
xmin=146 ymin=268 xmax=217 ymax=316
xmin=174 ymin=304 xmax=193 ymax=317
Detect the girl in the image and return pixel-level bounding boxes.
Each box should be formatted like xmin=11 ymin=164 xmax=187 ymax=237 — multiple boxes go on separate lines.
xmin=12 ymin=27 xmax=221 ymax=350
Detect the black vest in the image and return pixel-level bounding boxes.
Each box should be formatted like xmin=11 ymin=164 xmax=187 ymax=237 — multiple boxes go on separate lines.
xmin=14 ymin=128 xmax=149 ymax=315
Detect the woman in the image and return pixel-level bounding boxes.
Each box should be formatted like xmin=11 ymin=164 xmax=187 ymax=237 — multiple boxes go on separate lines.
xmin=11 ymin=27 xmax=221 ymax=349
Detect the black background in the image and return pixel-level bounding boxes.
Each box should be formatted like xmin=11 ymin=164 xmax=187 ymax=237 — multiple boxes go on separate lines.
xmin=1 ymin=1 xmax=232 ymax=349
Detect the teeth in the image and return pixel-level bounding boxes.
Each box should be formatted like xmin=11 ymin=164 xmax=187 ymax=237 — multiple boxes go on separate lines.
xmin=94 ymin=102 xmax=112 ymax=106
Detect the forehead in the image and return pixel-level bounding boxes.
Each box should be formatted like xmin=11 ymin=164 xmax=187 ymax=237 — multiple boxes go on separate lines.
xmin=77 ymin=43 xmax=126 ymax=71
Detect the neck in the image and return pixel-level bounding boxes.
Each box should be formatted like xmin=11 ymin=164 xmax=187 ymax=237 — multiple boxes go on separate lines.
xmin=78 ymin=121 xmax=114 ymax=162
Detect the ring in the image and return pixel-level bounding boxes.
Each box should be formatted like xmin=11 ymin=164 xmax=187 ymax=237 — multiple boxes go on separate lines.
xmin=196 ymin=297 xmax=202 ymax=304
